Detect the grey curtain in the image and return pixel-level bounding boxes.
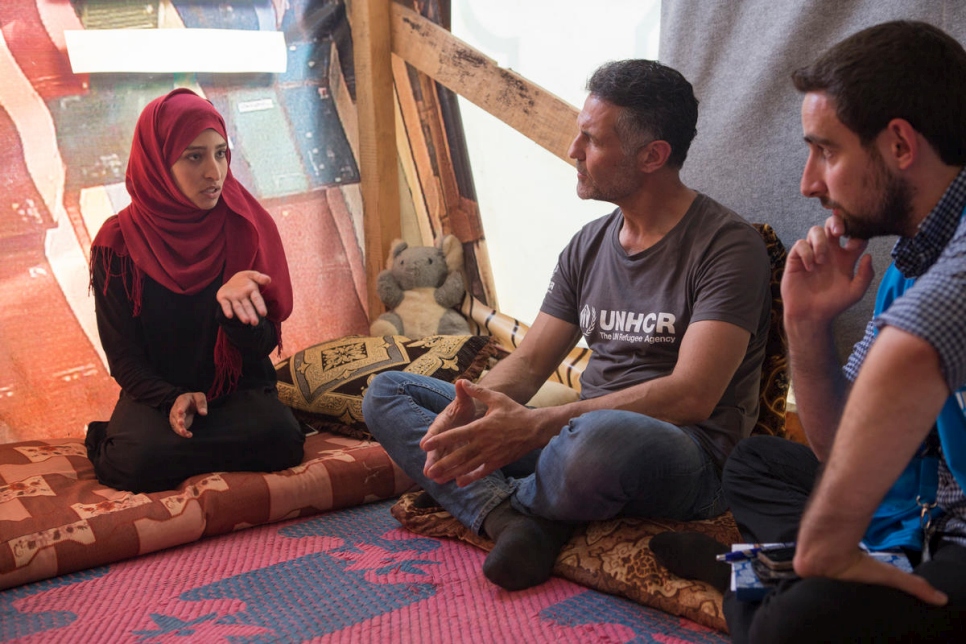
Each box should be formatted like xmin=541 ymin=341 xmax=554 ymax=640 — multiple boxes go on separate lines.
xmin=660 ymin=0 xmax=966 ymax=356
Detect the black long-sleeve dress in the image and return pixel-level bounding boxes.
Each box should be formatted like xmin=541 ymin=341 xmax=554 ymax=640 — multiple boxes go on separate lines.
xmin=86 ymin=250 xmax=304 ymax=493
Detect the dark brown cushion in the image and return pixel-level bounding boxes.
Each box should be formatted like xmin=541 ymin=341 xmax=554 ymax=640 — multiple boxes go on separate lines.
xmin=275 ymin=335 xmax=498 ymax=439
xmin=751 ymin=223 xmax=790 ymax=439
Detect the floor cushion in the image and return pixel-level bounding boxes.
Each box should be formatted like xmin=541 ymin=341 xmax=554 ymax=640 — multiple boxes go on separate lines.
xmin=0 ymin=431 xmax=414 ymax=591
xmin=391 ymin=491 xmax=741 ymax=633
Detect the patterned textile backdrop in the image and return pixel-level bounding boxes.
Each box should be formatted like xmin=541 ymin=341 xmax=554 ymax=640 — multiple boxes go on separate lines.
xmin=0 ymin=499 xmax=729 ymax=643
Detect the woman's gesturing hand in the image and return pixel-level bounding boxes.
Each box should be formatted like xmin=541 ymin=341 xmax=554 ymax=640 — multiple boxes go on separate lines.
xmin=217 ymin=270 xmax=272 ymax=325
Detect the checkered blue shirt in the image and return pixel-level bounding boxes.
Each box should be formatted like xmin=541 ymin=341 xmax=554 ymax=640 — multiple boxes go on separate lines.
xmin=843 ymin=168 xmax=966 ymax=387
xmin=842 ymin=168 xmax=966 ymax=546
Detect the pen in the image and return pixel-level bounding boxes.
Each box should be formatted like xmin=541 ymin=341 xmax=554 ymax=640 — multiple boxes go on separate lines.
xmin=717 ymin=542 xmax=797 ymax=563
xmin=716 ymin=547 xmax=762 ymax=563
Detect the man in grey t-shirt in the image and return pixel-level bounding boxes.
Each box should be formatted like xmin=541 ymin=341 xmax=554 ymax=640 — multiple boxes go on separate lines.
xmin=363 ymin=59 xmax=771 ymax=592
xmin=543 ymin=194 xmax=769 ymax=469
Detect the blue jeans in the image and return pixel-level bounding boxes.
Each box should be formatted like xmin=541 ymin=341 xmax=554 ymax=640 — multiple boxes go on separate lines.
xmin=363 ymin=372 xmax=725 ymax=534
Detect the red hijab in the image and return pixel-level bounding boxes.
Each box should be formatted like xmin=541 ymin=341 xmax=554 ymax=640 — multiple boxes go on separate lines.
xmin=92 ymin=88 xmax=293 ymax=397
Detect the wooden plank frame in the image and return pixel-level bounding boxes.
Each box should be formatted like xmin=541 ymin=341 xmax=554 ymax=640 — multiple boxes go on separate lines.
xmin=349 ymin=0 xmax=580 ymax=321
xmin=390 ymin=2 xmax=579 ymax=165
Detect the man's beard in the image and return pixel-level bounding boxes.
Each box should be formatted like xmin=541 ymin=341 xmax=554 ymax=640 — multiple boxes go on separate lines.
xmin=575 ymin=158 xmax=640 ymax=204
xmin=834 ymin=151 xmax=914 ymax=240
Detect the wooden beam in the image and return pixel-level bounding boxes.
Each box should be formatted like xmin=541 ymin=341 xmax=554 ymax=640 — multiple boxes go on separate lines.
xmin=391 ymin=54 xmax=444 ymax=242
xmin=348 ymin=0 xmax=401 ymax=321
xmin=328 ymin=41 xmax=359 ymax=163
xmin=390 ymin=2 xmax=579 ymax=166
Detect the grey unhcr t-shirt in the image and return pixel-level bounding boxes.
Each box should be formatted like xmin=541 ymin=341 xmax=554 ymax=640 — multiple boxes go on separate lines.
xmin=540 ymin=193 xmax=771 ymax=465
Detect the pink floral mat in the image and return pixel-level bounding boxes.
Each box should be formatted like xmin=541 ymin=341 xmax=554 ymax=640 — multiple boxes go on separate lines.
xmin=2 ymin=500 xmax=728 ymax=643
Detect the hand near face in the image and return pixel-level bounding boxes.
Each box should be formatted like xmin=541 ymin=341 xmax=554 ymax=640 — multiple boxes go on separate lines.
xmin=420 ymin=379 xmax=540 ymax=487
xmin=781 ymin=215 xmax=875 ymax=327
xmin=217 ymin=270 xmax=272 ymax=325
xmin=169 ymin=391 xmax=207 ymax=438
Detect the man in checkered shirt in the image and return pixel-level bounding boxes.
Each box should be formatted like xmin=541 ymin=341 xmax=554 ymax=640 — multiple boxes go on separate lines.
xmin=655 ymin=20 xmax=966 ymax=643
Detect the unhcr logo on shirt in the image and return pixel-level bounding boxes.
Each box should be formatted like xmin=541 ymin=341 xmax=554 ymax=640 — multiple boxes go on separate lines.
xmin=580 ymin=304 xmax=677 ymax=344
xmin=580 ymin=304 xmax=597 ymax=336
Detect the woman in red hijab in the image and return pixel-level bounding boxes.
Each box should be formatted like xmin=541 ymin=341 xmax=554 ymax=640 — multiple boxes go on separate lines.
xmin=86 ymin=88 xmax=304 ymax=493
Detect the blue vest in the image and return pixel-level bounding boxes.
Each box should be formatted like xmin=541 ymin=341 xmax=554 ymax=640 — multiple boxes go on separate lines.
xmin=864 ymin=263 xmax=966 ymax=550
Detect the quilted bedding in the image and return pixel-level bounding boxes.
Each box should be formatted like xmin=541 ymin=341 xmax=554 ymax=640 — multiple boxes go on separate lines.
xmin=0 ymin=431 xmax=414 ymax=591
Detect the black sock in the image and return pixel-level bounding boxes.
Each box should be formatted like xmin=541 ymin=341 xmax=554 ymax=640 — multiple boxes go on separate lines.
xmin=649 ymin=531 xmax=731 ymax=593
xmin=481 ymin=499 xmax=575 ymax=591
xmin=411 ymin=491 xmax=441 ymax=509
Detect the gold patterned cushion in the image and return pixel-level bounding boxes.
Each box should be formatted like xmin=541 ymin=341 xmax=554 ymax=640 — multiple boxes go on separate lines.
xmin=275 ymin=335 xmax=498 ymax=439
xmin=390 ymin=491 xmax=741 ymax=633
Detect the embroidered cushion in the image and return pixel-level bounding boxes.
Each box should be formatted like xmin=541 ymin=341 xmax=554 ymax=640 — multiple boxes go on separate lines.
xmin=275 ymin=334 xmax=498 ymax=440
